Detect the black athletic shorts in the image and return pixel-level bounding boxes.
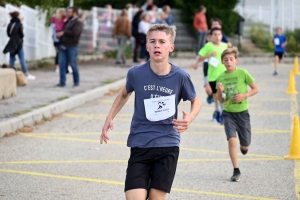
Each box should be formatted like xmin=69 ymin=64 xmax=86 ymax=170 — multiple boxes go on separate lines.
xmin=124 ymin=146 xmax=179 ymax=193
xmin=209 ymin=81 xmax=217 ymax=94
xmin=274 ymin=52 xmax=284 ymax=60
xmin=203 ymin=61 xmax=208 ymax=77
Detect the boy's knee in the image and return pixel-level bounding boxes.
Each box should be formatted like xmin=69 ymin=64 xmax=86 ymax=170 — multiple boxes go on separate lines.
xmin=228 ymin=137 xmax=237 ymax=147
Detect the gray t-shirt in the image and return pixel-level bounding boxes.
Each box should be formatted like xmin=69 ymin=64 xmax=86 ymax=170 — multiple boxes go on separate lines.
xmin=126 ymin=61 xmax=197 ymax=148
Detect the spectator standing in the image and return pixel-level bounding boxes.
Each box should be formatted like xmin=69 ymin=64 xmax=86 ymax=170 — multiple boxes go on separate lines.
xmin=51 ymin=8 xmax=68 ymax=73
xmin=162 ymin=5 xmax=173 ymax=25
xmin=193 ymin=5 xmax=208 ymax=56
xmin=56 ymin=6 xmax=83 ymax=87
xmin=112 ymin=9 xmax=131 ymax=65
xmin=3 ymin=11 xmax=35 ymax=80
xmin=141 ymin=0 xmax=154 ymax=11
xmin=138 ymin=12 xmax=151 ymax=63
xmin=211 ymin=18 xmax=232 ymax=47
xmin=132 ymin=10 xmax=144 ymax=63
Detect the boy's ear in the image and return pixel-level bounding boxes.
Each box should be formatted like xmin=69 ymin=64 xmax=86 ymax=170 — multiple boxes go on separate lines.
xmin=169 ymin=44 xmax=175 ymax=53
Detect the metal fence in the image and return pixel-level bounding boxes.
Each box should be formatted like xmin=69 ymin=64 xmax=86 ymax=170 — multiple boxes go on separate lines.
xmin=0 ymin=4 xmax=56 ymax=65
xmin=235 ymin=0 xmax=300 ymax=34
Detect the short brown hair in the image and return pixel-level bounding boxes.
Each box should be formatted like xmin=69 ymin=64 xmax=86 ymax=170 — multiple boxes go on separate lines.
xmin=147 ymin=24 xmax=177 ymax=43
xmin=9 ymin=11 xmax=19 ymax=18
xmin=211 ymin=18 xmax=222 ymax=26
xmin=221 ymin=46 xmax=239 ymax=60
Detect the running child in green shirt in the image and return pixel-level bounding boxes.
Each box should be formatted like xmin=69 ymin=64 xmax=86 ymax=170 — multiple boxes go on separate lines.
xmin=193 ymin=27 xmax=227 ymax=124
xmin=216 ymin=46 xmax=258 ymax=182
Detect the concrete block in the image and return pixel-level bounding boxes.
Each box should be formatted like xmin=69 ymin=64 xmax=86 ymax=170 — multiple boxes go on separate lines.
xmin=10 ymin=117 xmax=24 ymax=131
xmin=20 ymin=113 xmax=35 ymax=126
xmin=32 ymin=111 xmax=43 ymax=122
xmin=0 ymin=121 xmax=13 ymax=137
xmin=0 ymin=68 xmax=17 ymax=99
xmin=39 ymin=107 xmax=52 ymax=118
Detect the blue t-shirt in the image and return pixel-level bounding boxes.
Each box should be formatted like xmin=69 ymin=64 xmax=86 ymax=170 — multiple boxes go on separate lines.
xmin=125 ymin=61 xmax=197 ymax=148
xmin=274 ymin=34 xmax=286 ymax=53
xmin=222 ymin=33 xmax=229 ymax=43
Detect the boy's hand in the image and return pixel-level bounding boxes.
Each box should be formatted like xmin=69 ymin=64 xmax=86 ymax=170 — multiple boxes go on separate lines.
xmin=233 ymin=94 xmax=247 ymax=103
xmin=210 ymin=52 xmax=217 ymax=57
xmin=218 ymin=82 xmax=224 ymax=92
xmin=192 ymin=63 xmax=198 ymax=70
xmin=172 ymin=111 xmax=192 ymax=133
xmin=100 ymin=118 xmax=113 ymax=144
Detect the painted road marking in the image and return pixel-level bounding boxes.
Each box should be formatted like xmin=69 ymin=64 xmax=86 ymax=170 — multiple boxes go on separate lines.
xmin=0 ymin=157 xmax=285 ymax=165
xmin=19 ymin=133 xmax=281 ymax=158
xmin=0 ymin=168 xmax=278 ymax=200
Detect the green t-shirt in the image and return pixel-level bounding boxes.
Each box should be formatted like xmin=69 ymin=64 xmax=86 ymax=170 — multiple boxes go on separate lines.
xmin=199 ymin=42 xmax=228 ymax=82
xmin=216 ymin=68 xmax=255 ymax=113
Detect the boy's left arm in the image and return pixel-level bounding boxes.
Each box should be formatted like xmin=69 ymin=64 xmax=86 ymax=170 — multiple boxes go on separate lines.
xmin=172 ymin=96 xmax=202 ymax=133
xmin=233 ymin=82 xmax=258 ymax=103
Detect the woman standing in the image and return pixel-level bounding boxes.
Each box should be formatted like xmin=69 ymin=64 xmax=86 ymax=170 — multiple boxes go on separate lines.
xmin=193 ymin=5 xmax=208 ymax=56
xmin=112 ymin=9 xmax=131 ymax=65
xmin=3 ymin=11 xmax=35 ymax=80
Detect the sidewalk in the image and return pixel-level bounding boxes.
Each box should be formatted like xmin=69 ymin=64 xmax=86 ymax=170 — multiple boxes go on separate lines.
xmin=0 ymin=59 xmax=130 ymax=121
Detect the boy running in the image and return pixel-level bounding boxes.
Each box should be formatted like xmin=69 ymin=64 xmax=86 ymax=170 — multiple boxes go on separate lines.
xmin=216 ymin=47 xmax=258 ymax=182
xmin=193 ymin=27 xmax=227 ymax=124
xmin=273 ymin=27 xmax=287 ymax=76
xmin=100 ymin=24 xmax=201 ymax=200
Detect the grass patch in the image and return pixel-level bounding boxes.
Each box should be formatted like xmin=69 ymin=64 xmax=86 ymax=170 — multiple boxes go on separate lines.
xmin=13 ymin=109 xmax=31 ymax=116
xmin=57 ymin=96 xmax=69 ymax=101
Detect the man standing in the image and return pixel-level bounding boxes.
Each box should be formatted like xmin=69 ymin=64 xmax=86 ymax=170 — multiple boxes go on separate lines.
xmin=56 ymin=6 xmax=83 ymax=87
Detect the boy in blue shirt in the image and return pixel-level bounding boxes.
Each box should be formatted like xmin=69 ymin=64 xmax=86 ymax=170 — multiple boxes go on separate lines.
xmin=273 ymin=27 xmax=287 ymax=76
xmin=100 ymin=24 xmax=201 ymax=200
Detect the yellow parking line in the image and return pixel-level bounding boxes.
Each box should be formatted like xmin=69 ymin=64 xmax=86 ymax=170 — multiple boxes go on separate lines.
xmin=0 ymin=157 xmax=284 ymax=165
xmin=19 ymin=133 xmax=281 ymax=158
xmin=0 ymin=168 xmax=278 ymax=199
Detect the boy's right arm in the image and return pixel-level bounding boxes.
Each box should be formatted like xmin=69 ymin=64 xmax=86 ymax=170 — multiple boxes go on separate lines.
xmin=100 ymin=87 xmax=132 ymax=144
xmin=192 ymin=52 xmax=216 ymax=69
xmin=216 ymin=82 xmax=224 ymax=103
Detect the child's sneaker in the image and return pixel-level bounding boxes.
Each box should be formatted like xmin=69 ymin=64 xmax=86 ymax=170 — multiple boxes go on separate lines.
xmin=212 ymin=111 xmax=217 ymax=121
xmin=230 ymin=171 xmax=241 ymax=182
xmin=68 ymin=66 xmax=73 ymax=74
xmin=216 ymin=111 xmax=224 ymax=125
xmin=206 ymin=95 xmax=213 ymax=104
xmin=273 ymin=71 xmax=278 ymax=76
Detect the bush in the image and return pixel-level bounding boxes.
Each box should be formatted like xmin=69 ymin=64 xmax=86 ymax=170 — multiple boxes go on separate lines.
xmin=251 ymin=24 xmax=300 ymax=53
xmin=250 ymin=24 xmax=273 ymax=52
xmin=175 ymin=0 xmax=240 ymax=36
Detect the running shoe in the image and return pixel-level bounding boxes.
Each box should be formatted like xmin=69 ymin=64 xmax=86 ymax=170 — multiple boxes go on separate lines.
xmin=212 ymin=111 xmax=217 ymax=121
xmin=206 ymin=95 xmax=213 ymax=104
xmin=231 ymin=171 xmax=241 ymax=182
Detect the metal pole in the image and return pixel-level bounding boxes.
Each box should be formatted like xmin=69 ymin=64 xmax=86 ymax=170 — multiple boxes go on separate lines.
xmin=292 ymin=0 xmax=295 ymax=31
xmin=281 ymin=0 xmax=284 ymax=32
xmin=69 ymin=0 xmax=74 ymax=6
xmin=270 ymin=0 xmax=273 ymax=35
xmin=259 ymin=6 xmax=262 ymax=22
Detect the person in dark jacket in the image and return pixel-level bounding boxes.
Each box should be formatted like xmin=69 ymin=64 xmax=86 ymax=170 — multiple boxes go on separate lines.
xmin=3 ymin=11 xmax=35 ymax=80
xmin=56 ymin=6 xmax=83 ymax=87
xmin=131 ymin=10 xmax=143 ymax=63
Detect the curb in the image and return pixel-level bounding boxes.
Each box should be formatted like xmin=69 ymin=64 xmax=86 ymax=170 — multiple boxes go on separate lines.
xmin=0 ymin=78 xmax=126 ymax=138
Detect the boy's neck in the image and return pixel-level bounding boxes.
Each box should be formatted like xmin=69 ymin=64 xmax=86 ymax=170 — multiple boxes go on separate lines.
xmin=213 ymin=41 xmax=220 ymax=46
xmin=226 ymin=67 xmax=237 ymax=73
xmin=150 ymin=59 xmax=172 ymax=76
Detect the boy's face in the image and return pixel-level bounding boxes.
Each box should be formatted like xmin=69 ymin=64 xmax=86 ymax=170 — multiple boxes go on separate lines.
xmin=211 ymin=30 xmax=222 ymax=43
xmin=222 ymin=53 xmax=238 ymax=71
xmin=276 ymin=28 xmax=282 ymax=35
xmin=146 ymin=31 xmax=174 ymax=61
xmin=211 ymin=21 xmax=221 ymax=29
